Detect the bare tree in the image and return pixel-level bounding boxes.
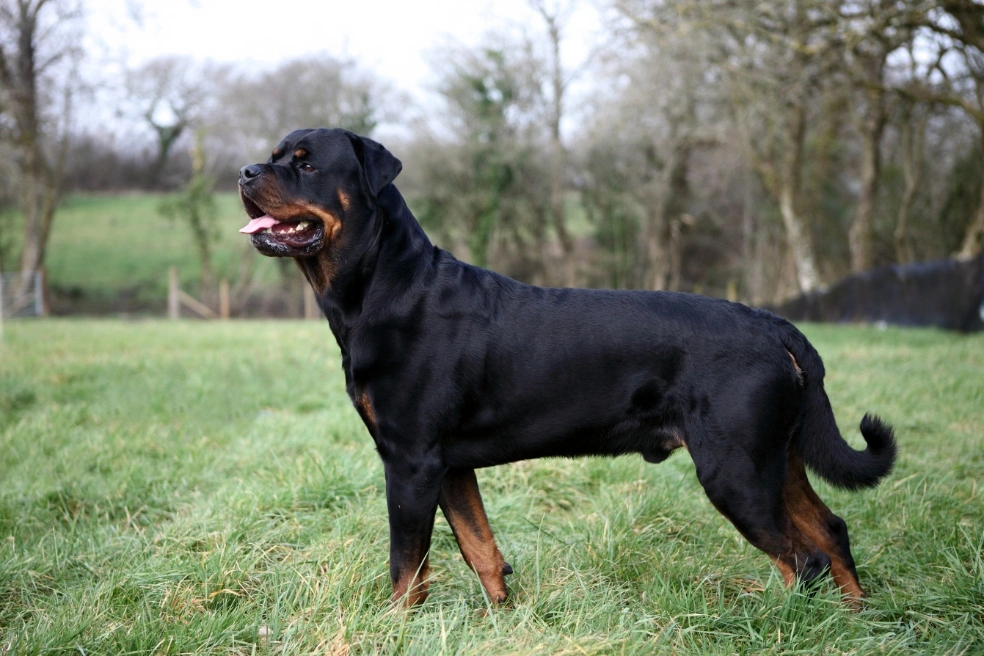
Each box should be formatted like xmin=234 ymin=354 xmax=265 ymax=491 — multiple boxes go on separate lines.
xmin=902 ymin=0 xmax=984 ymax=259
xmin=125 ymin=56 xmax=216 ymax=188
xmin=618 ymin=0 xmax=839 ymax=294
xmin=213 ymin=55 xmax=387 ymax=158
xmin=836 ymin=1 xmax=920 ymax=272
xmin=530 ymin=0 xmax=577 ymax=286
xmin=0 ymin=0 xmax=81 ymax=300
xmin=158 ymin=129 xmax=218 ymax=299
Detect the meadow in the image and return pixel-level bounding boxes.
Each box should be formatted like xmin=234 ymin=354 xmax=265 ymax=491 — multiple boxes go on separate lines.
xmin=41 ymin=193 xmax=283 ymax=314
xmin=0 ymin=320 xmax=982 ymax=654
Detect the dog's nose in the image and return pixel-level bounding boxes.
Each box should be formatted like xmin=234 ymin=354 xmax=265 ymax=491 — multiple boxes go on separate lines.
xmin=240 ymin=164 xmax=263 ymax=182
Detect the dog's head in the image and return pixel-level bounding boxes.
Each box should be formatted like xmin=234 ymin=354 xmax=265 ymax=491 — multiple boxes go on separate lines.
xmin=238 ymin=128 xmax=402 ymax=258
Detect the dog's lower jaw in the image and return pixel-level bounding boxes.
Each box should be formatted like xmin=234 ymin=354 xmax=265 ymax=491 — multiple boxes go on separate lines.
xmin=249 ymin=229 xmax=326 ymax=258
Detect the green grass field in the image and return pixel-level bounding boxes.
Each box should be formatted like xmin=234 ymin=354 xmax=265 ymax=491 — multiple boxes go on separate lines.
xmin=37 ymin=191 xmax=589 ymax=315
xmin=0 ymin=321 xmax=982 ymax=654
xmin=43 ymin=193 xmax=284 ymax=312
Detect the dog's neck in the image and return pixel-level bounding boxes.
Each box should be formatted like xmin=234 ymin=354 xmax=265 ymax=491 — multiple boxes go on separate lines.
xmin=295 ymin=184 xmax=436 ymax=335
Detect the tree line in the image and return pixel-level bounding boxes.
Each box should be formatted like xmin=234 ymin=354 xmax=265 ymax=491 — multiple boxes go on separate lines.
xmin=2 ymin=0 xmax=984 ymax=308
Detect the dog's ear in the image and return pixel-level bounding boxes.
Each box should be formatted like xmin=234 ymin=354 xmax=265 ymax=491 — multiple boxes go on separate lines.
xmin=346 ymin=132 xmax=402 ymax=196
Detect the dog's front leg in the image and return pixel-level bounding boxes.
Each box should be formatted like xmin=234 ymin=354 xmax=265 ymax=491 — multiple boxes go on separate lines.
xmin=383 ymin=456 xmax=445 ymax=607
xmin=439 ymin=468 xmax=512 ymax=603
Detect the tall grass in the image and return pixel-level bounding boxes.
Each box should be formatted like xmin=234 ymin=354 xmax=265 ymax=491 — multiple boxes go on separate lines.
xmin=0 ymin=321 xmax=981 ymax=654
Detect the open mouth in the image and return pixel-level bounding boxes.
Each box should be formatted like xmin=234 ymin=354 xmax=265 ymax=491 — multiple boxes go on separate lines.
xmin=239 ymin=189 xmax=326 ymax=256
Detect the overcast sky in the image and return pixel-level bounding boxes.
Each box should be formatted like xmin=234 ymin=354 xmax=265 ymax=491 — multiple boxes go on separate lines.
xmin=85 ymin=0 xmax=605 ymax=110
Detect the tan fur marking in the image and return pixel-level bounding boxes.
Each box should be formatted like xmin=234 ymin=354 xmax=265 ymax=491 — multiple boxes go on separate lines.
xmin=391 ymin=559 xmax=430 ymax=607
xmin=272 ymin=147 xmax=280 ymax=157
xmin=294 ymin=148 xmax=307 ymax=159
xmin=297 ymin=256 xmax=335 ymax=297
xmin=774 ymin=557 xmax=798 ymax=586
xmin=440 ymin=469 xmax=509 ymax=603
xmin=788 ymin=351 xmax=805 ymax=386
xmin=356 ymin=390 xmax=376 ymax=431
xmin=338 ymin=189 xmax=352 ymax=211
xmin=783 ymin=455 xmax=865 ymax=603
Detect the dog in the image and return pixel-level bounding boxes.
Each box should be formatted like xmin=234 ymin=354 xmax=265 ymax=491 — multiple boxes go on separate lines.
xmin=238 ymin=128 xmax=897 ymax=607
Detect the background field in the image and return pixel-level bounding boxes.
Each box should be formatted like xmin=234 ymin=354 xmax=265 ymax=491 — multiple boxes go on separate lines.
xmin=41 ymin=193 xmax=285 ymax=315
xmin=0 ymin=321 xmax=982 ymax=654
xmin=39 ymin=192 xmax=595 ymax=317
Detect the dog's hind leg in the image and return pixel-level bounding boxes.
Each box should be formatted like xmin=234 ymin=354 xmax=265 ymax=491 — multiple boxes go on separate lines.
xmin=692 ymin=445 xmax=832 ymax=589
xmin=439 ymin=468 xmax=511 ymax=603
xmin=783 ymin=454 xmax=865 ymax=604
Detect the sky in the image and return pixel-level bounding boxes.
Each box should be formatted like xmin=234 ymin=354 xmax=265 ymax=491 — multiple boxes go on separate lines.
xmin=85 ymin=0 xmax=605 ymax=117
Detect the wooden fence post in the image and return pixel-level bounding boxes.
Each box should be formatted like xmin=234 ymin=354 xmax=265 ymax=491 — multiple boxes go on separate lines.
xmin=304 ymin=285 xmax=317 ymax=320
xmin=220 ymin=279 xmax=230 ymax=320
xmin=38 ymin=268 xmax=49 ymax=317
xmin=168 ymin=267 xmax=179 ymax=319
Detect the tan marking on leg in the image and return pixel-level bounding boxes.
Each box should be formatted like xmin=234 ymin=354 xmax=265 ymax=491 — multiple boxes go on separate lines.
xmin=391 ymin=558 xmax=430 ymax=607
xmin=774 ymin=556 xmax=798 ymax=586
xmin=704 ymin=485 xmax=823 ymax=592
xmin=787 ymin=351 xmax=804 ymax=386
xmin=784 ymin=455 xmax=865 ymax=604
xmin=439 ymin=469 xmax=509 ymax=602
xmin=355 ymin=389 xmax=376 ymax=432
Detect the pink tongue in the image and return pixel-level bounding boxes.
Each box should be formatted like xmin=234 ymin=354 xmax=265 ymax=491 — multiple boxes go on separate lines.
xmin=239 ymin=215 xmax=280 ymax=234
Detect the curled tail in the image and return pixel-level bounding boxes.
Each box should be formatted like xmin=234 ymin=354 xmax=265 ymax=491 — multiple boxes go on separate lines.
xmin=778 ymin=322 xmax=898 ymax=490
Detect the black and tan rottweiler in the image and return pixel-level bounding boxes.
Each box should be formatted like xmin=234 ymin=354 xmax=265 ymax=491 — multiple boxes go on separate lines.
xmin=238 ymin=128 xmax=896 ymax=607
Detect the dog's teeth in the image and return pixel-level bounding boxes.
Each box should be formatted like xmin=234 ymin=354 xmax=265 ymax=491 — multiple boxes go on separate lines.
xmin=261 ymin=228 xmax=271 ymax=234
xmin=298 ymin=221 xmax=309 ymax=230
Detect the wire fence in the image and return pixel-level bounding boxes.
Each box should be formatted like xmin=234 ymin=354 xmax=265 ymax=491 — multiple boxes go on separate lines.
xmin=0 ymin=271 xmax=44 ymax=320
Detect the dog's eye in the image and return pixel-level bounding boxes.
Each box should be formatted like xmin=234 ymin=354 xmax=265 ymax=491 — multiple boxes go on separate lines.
xmin=299 ymin=162 xmax=316 ymax=173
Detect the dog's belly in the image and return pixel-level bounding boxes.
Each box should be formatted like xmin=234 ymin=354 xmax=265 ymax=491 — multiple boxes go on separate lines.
xmin=443 ymin=414 xmax=687 ymax=469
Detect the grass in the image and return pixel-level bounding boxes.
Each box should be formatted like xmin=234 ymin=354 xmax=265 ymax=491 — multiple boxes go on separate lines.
xmin=35 ymin=191 xmax=590 ymax=314
xmin=0 ymin=320 xmax=982 ymax=654
xmin=43 ymin=193 xmax=284 ymax=312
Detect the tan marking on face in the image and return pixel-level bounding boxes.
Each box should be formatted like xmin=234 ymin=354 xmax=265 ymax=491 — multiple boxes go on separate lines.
xmin=439 ymin=470 xmax=509 ymax=603
xmin=338 ymin=189 xmax=352 ymax=211
xmin=274 ymin=202 xmax=341 ymax=238
xmin=272 ymin=147 xmax=280 ymax=158
xmin=294 ymin=148 xmax=307 ymax=159
xmin=297 ymin=256 xmax=336 ymax=298
xmin=247 ymin=179 xmax=342 ymax=292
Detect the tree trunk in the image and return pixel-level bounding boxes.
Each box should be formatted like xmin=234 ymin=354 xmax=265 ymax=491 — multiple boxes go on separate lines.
xmin=638 ymin=142 xmax=688 ymax=291
xmin=779 ymin=90 xmax=821 ymax=293
xmin=956 ymin=173 xmax=984 ymax=259
xmin=542 ymin=8 xmax=575 ymax=288
xmin=148 ymin=120 xmax=187 ymax=188
xmin=894 ymin=111 xmax=925 ymax=264
xmin=2 ymin=0 xmax=73 ymax=305
xmin=741 ymin=165 xmax=766 ymax=305
xmin=849 ymin=87 xmax=887 ymax=273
